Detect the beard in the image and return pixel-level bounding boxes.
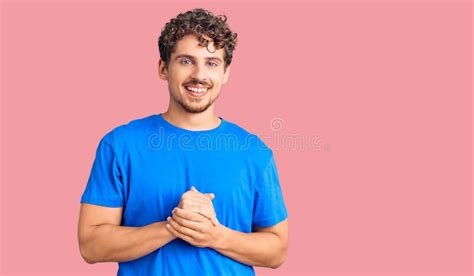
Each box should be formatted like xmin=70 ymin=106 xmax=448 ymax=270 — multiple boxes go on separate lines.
xmin=171 ymin=88 xmax=221 ymax=114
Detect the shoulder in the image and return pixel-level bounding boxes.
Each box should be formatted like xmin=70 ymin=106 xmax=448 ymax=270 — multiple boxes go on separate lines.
xmin=100 ymin=114 xmax=157 ymax=147
xmin=223 ymin=119 xmax=274 ymax=163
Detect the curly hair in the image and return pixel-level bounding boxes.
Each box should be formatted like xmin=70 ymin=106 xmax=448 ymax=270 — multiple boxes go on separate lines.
xmin=158 ymin=8 xmax=238 ymax=71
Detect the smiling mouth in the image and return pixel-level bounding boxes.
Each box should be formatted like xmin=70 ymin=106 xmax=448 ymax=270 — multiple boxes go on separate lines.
xmin=184 ymin=85 xmax=210 ymax=97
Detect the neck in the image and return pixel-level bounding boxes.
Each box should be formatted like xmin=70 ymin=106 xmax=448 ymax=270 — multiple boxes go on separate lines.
xmin=161 ymin=104 xmax=221 ymax=131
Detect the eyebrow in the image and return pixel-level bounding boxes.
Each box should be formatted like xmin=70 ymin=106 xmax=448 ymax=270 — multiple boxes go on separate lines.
xmin=174 ymin=54 xmax=223 ymax=63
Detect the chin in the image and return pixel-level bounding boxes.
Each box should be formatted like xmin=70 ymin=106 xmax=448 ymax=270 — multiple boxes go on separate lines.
xmin=179 ymin=101 xmax=212 ymax=114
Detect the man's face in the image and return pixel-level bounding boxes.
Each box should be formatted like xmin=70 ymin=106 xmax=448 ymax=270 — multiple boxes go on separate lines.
xmin=158 ymin=34 xmax=231 ymax=114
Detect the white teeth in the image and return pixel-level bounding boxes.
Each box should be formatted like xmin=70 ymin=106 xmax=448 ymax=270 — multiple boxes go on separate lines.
xmin=185 ymin=86 xmax=208 ymax=93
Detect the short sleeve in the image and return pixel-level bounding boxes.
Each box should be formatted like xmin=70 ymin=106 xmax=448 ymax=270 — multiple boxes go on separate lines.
xmin=252 ymin=155 xmax=288 ymax=228
xmin=80 ymin=137 xmax=124 ymax=207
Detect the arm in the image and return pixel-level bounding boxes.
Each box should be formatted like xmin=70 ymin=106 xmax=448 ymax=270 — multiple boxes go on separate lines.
xmin=78 ymin=203 xmax=176 ymax=264
xmin=166 ymin=207 xmax=289 ymax=269
xmin=212 ymin=219 xmax=288 ymax=269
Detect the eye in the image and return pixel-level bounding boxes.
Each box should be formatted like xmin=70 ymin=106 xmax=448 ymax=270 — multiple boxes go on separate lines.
xmin=208 ymin=62 xmax=218 ymax=67
xmin=181 ymin=58 xmax=193 ymax=65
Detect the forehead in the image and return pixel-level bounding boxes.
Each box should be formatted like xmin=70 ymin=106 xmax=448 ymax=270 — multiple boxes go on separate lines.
xmin=172 ymin=34 xmax=225 ymax=60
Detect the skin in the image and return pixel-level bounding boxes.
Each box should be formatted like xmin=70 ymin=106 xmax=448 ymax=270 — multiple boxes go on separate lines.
xmin=168 ymin=187 xmax=289 ymax=269
xmin=78 ymin=33 xmax=288 ymax=269
xmin=159 ymin=33 xmax=289 ymax=268
xmin=178 ymin=186 xmax=219 ymax=226
xmin=158 ymin=33 xmax=231 ymax=131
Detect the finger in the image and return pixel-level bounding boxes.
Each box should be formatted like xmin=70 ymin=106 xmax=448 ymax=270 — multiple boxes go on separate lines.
xmin=167 ymin=216 xmax=201 ymax=238
xmin=175 ymin=206 xmax=218 ymax=227
xmin=166 ymin=223 xmax=195 ymax=244
xmin=173 ymin=207 xmax=210 ymax=222
xmin=183 ymin=197 xmax=214 ymax=209
xmin=209 ymin=217 xmax=219 ymax=226
xmin=191 ymin=186 xmax=206 ymax=197
xmin=168 ymin=215 xmax=204 ymax=233
xmin=184 ymin=204 xmax=211 ymax=218
xmin=185 ymin=189 xmax=212 ymax=201
xmin=193 ymin=187 xmax=214 ymax=199
xmin=181 ymin=198 xmax=215 ymax=217
xmin=196 ymin=209 xmax=215 ymax=222
xmin=180 ymin=202 xmax=216 ymax=221
xmin=188 ymin=187 xmax=215 ymax=201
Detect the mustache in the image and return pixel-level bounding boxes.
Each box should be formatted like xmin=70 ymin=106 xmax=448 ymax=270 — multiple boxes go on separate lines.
xmin=184 ymin=79 xmax=212 ymax=87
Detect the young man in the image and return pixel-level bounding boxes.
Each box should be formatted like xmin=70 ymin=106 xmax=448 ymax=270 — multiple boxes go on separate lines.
xmin=78 ymin=8 xmax=288 ymax=275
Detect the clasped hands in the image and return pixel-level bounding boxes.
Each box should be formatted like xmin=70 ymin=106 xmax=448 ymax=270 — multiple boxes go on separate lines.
xmin=165 ymin=186 xmax=224 ymax=248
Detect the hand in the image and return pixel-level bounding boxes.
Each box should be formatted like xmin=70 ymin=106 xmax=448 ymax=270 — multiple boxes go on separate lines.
xmin=178 ymin=186 xmax=219 ymax=226
xmin=166 ymin=207 xmax=225 ymax=248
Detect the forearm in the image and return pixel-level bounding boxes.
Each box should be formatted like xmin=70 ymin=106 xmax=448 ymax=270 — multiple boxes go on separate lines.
xmin=81 ymin=221 xmax=176 ymax=264
xmin=212 ymin=226 xmax=286 ymax=269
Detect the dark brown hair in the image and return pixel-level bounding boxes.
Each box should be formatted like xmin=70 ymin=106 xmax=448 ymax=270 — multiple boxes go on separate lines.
xmin=158 ymin=8 xmax=238 ymax=71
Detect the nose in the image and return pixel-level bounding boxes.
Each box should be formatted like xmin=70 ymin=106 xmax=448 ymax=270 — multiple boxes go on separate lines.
xmin=190 ymin=62 xmax=208 ymax=83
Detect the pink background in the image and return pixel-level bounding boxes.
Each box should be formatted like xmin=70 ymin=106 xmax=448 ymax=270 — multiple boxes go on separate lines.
xmin=1 ymin=0 xmax=472 ymax=275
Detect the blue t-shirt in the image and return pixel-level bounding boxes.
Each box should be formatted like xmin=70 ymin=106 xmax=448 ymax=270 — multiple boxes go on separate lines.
xmin=80 ymin=113 xmax=288 ymax=275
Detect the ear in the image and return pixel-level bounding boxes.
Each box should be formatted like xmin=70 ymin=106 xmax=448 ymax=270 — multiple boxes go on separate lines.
xmin=223 ymin=65 xmax=231 ymax=84
xmin=158 ymin=59 xmax=168 ymax=81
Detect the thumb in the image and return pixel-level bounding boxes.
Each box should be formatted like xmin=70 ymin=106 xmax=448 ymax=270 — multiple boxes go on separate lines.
xmin=211 ymin=216 xmax=219 ymax=226
xmin=191 ymin=186 xmax=214 ymax=199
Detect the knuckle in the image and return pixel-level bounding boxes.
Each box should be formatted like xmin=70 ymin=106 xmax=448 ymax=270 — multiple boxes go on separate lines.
xmin=170 ymin=221 xmax=178 ymax=229
xmin=198 ymin=206 xmax=205 ymax=214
